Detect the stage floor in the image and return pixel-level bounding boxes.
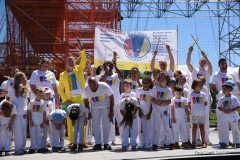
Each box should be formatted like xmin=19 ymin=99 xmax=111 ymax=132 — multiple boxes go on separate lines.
xmin=2 ymin=128 xmax=240 ymax=160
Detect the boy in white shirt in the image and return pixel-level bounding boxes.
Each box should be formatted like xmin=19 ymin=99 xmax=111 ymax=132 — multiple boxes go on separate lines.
xmin=170 ymin=86 xmax=190 ymax=149
xmin=0 ymin=100 xmax=16 ymax=156
xmin=187 ymin=79 xmax=208 ymax=148
xmin=120 ymin=97 xmax=140 ymax=151
xmin=68 ymin=103 xmax=88 ymax=152
xmin=49 ymin=109 xmax=67 ymax=152
xmin=217 ymin=82 xmax=240 ymax=149
xmin=120 ymin=79 xmax=137 ymax=100
xmin=28 ymin=88 xmax=47 ymax=154
xmin=151 ymin=72 xmax=174 ymax=150
xmin=137 ymin=77 xmax=153 ymax=150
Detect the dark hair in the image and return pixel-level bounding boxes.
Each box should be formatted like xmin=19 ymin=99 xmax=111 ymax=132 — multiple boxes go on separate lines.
xmin=130 ymin=67 xmax=140 ymax=77
xmin=191 ymin=79 xmax=203 ymax=90
xmin=176 ymin=75 xmax=186 ymax=84
xmin=36 ymin=87 xmax=44 ymax=93
xmin=168 ymin=79 xmax=176 ymax=86
xmin=174 ymin=70 xmax=183 ymax=78
xmin=96 ymin=65 xmax=102 ymax=75
xmin=39 ymin=58 xmax=50 ymax=65
xmin=123 ymin=79 xmax=132 ymax=85
xmin=174 ymin=85 xmax=183 ymax=92
xmin=222 ymin=84 xmax=233 ymax=91
xmin=218 ymin=58 xmax=227 ymax=65
xmin=120 ymin=100 xmax=135 ymax=127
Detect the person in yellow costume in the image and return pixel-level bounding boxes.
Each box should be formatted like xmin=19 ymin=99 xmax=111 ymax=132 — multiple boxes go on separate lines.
xmin=58 ymin=42 xmax=87 ymax=147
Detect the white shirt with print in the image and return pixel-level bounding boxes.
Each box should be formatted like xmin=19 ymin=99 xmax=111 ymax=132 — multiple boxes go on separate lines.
xmin=137 ymin=88 xmax=152 ymax=115
xmin=28 ymin=99 xmax=47 ymax=125
xmin=187 ymin=91 xmax=207 ymax=116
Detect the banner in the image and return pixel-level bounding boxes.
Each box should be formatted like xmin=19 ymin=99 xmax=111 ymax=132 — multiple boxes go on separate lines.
xmin=94 ymin=26 xmax=178 ymax=71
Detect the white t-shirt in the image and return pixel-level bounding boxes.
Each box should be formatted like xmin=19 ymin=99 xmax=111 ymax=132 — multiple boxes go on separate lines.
xmin=120 ymin=91 xmax=137 ymax=100
xmin=187 ymin=91 xmax=207 ymax=116
xmin=11 ymin=95 xmax=28 ymax=115
xmin=182 ymin=87 xmax=189 ymax=98
xmin=191 ymin=67 xmax=211 ymax=87
xmin=132 ymin=80 xmax=141 ymax=93
xmin=0 ymin=100 xmax=17 ymax=125
xmin=217 ymin=95 xmax=240 ymax=121
xmin=98 ymin=73 xmax=120 ymax=102
xmin=171 ymin=97 xmax=187 ymax=118
xmin=151 ymin=85 xmax=172 ymax=112
xmin=137 ymin=88 xmax=152 ymax=115
xmin=28 ymin=99 xmax=47 ymax=125
xmin=83 ymin=82 xmax=113 ymax=109
xmin=29 ymin=70 xmax=57 ymax=95
xmin=0 ymin=79 xmax=14 ymax=99
xmin=67 ymin=103 xmax=88 ymax=118
xmin=68 ymin=72 xmax=83 ymax=97
xmin=0 ymin=80 xmax=7 ymax=90
xmin=120 ymin=97 xmax=139 ymax=111
xmin=168 ymin=69 xmax=174 ymax=79
xmin=211 ymin=71 xmax=238 ymax=92
xmin=43 ymin=100 xmax=54 ymax=116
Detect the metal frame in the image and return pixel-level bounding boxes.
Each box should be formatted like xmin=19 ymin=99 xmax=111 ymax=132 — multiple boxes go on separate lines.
xmin=119 ymin=0 xmax=240 ymax=67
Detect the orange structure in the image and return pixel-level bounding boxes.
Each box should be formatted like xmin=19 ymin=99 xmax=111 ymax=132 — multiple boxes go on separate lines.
xmin=1 ymin=0 xmax=119 ymax=77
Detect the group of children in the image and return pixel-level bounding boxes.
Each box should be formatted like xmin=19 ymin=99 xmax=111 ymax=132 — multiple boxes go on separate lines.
xmin=0 ymin=68 xmax=240 ymax=156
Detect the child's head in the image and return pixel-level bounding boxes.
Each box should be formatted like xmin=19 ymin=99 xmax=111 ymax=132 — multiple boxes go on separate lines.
xmin=142 ymin=77 xmax=152 ymax=90
xmin=174 ymin=70 xmax=183 ymax=80
xmin=35 ymin=87 xmax=44 ymax=100
xmin=130 ymin=67 xmax=140 ymax=80
xmin=123 ymin=79 xmax=132 ymax=93
xmin=43 ymin=87 xmax=51 ymax=101
xmin=152 ymin=69 xmax=160 ymax=80
xmin=168 ymin=79 xmax=176 ymax=91
xmin=198 ymin=75 xmax=206 ymax=85
xmin=191 ymin=79 xmax=203 ymax=92
xmin=157 ymin=72 xmax=169 ymax=87
xmin=174 ymin=85 xmax=183 ymax=99
xmin=176 ymin=75 xmax=186 ymax=86
xmin=1 ymin=100 xmax=13 ymax=117
xmin=222 ymin=80 xmax=235 ymax=95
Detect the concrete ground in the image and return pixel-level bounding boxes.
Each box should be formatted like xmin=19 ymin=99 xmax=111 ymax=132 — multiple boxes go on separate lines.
xmin=1 ymin=128 xmax=240 ymax=160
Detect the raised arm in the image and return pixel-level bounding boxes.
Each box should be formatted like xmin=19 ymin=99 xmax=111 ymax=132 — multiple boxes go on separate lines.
xmin=150 ymin=51 xmax=157 ymax=71
xmin=201 ymin=50 xmax=212 ymax=76
xmin=186 ymin=46 xmax=194 ymax=72
xmin=166 ymin=45 xmax=175 ymax=72
xmin=113 ymin=52 xmax=123 ymax=80
xmin=76 ymin=43 xmax=87 ymax=70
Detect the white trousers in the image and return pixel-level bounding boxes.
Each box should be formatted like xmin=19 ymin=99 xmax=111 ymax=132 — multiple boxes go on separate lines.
xmin=74 ymin=116 xmax=85 ymax=145
xmin=42 ymin=124 xmax=49 ymax=148
xmin=0 ymin=124 xmax=11 ymax=151
xmin=152 ymin=110 xmax=173 ymax=146
xmin=218 ymin=113 xmax=240 ymax=145
xmin=14 ymin=115 xmax=27 ymax=152
xmin=172 ymin=116 xmax=188 ymax=143
xmin=51 ymin=122 xmax=65 ymax=148
xmin=30 ymin=124 xmax=43 ymax=149
xmin=139 ymin=117 xmax=152 ymax=148
xmin=121 ymin=117 xmax=139 ymax=147
xmin=92 ymin=108 xmax=111 ymax=145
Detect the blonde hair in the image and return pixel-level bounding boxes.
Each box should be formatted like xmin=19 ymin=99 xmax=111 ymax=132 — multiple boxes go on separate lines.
xmin=14 ymin=72 xmax=29 ymax=97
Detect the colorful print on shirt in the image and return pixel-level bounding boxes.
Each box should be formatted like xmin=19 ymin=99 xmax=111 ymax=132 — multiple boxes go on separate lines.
xmin=91 ymin=96 xmax=103 ymax=103
xmin=33 ymin=105 xmax=44 ymax=112
xmin=182 ymin=91 xmax=188 ymax=98
xmin=223 ymin=100 xmax=232 ymax=108
xmin=139 ymin=94 xmax=151 ymax=102
xmin=39 ymin=75 xmax=51 ymax=83
xmin=192 ymin=97 xmax=204 ymax=104
xmin=132 ymin=83 xmax=139 ymax=90
xmin=174 ymin=101 xmax=185 ymax=108
xmin=69 ymin=73 xmax=78 ymax=90
xmin=106 ymin=79 xmax=115 ymax=86
xmin=157 ymin=91 xmax=168 ymax=99
xmin=221 ymin=77 xmax=229 ymax=84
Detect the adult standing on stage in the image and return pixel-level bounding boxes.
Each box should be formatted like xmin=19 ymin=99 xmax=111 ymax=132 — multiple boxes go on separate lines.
xmin=29 ymin=58 xmax=60 ymax=107
xmin=58 ymin=42 xmax=87 ymax=146
xmin=151 ymin=45 xmax=175 ymax=78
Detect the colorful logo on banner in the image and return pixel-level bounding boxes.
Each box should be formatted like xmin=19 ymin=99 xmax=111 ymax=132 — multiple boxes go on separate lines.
xmin=33 ymin=105 xmax=44 ymax=112
xmin=124 ymin=34 xmax=151 ymax=59
xmin=174 ymin=102 xmax=185 ymax=108
xmin=91 ymin=96 xmax=103 ymax=103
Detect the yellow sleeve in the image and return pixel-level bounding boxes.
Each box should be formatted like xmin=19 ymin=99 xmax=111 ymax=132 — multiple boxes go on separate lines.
xmin=58 ymin=73 xmax=68 ymax=103
xmin=77 ymin=49 xmax=87 ymax=70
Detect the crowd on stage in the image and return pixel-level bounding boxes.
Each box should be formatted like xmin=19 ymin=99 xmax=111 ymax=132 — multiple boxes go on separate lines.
xmin=0 ymin=41 xmax=240 ymax=156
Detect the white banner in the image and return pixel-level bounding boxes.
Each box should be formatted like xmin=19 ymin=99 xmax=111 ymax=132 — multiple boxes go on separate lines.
xmin=94 ymin=26 xmax=178 ymax=71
